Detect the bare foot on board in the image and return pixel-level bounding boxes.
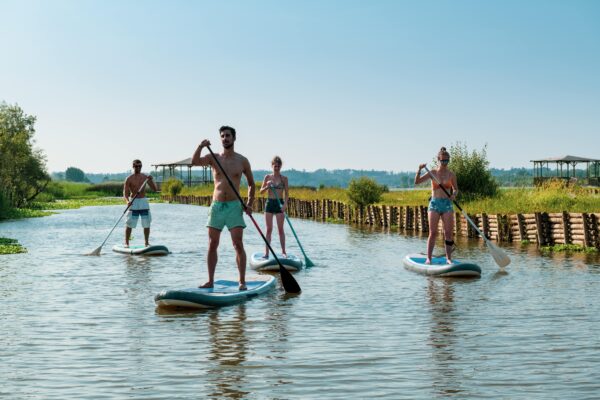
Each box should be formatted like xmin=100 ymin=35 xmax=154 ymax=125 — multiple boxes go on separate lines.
xmin=199 ymin=282 xmax=214 ymax=289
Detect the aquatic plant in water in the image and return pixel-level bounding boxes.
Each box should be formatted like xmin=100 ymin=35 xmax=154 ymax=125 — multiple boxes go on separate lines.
xmin=0 ymin=237 xmax=27 ymax=254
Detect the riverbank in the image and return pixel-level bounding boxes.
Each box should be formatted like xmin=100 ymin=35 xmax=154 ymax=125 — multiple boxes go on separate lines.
xmin=180 ymin=184 xmax=600 ymax=214
xmin=163 ymin=194 xmax=600 ymax=250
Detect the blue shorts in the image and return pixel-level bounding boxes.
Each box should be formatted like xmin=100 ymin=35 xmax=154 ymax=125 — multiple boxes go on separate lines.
xmin=428 ymin=197 xmax=453 ymax=214
xmin=126 ymin=198 xmax=152 ymax=228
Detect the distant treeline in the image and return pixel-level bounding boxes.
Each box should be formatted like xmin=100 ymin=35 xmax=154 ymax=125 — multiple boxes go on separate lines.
xmin=51 ymin=167 xmax=552 ymax=188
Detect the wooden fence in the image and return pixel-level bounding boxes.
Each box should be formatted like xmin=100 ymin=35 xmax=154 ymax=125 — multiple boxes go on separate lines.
xmin=162 ymin=195 xmax=600 ymax=249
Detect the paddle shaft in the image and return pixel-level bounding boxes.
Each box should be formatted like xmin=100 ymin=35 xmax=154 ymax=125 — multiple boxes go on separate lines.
xmin=205 ymin=145 xmax=301 ymax=293
xmin=269 ymin=185 xmax=313 ymax=266
xmin=424 ymin=166 xmax=498 ymax=246
xmin=97 ymin=178 xmax=149 ymax=251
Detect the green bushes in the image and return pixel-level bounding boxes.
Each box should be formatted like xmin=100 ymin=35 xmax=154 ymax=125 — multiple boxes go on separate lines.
xmin=347 ymin=177 xmax=385 ymax=207
xmin=162 ymin=178 xmax=184 ymax=196
xmin=86 ymin=182 xmax=124 ymax=197
xmin=447 ymin=142 xmax=498 ymax=199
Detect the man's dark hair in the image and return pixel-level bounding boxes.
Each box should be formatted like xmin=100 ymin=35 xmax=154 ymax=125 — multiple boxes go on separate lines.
xmin=219 ymin=125 xmax=236 ymax=139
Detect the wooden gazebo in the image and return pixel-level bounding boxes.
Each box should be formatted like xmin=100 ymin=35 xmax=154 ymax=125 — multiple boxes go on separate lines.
xmin=151 ymin=157 xmax=213 ymax=188
xmin=531 ymin=155 xmax=600 ymax=186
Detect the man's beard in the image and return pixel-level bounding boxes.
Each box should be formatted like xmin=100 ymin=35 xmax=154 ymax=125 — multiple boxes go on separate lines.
xmin=223 ymin=142 xmax=233 ymax=149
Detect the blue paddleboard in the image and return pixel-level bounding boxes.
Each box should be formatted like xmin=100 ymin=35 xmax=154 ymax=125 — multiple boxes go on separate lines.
xmin=403 ymin=253 xmax=481 ymax=277
xmin=112 ymin=244 xmax=169 ymax=256
xmin=154 ymin=276 xmax=276 ymax=308
xmin=249 ymin=252 xmax=303 ymax=271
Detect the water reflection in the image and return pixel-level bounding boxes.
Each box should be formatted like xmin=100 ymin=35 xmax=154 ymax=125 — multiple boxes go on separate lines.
xmin=206 ymin=305 xmax=249 ymax=399
xmin=426 ymin=278 xmax=464 ymax=397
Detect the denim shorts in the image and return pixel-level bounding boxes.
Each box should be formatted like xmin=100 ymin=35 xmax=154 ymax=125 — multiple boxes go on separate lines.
xmin=428 ymin=197 xmax=454 ymax=214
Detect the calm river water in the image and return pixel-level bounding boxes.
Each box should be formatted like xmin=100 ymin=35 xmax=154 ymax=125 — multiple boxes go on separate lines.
xmin=2 ymin=203 xmax=600 ymax=399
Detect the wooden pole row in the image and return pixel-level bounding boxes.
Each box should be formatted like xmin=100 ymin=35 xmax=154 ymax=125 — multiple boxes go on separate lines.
xmin=162 ymin=195 xmax=600 ymax=249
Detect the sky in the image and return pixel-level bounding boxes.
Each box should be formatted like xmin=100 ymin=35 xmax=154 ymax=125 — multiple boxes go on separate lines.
xmin=1 ymin=0 xmax=599 ymax=173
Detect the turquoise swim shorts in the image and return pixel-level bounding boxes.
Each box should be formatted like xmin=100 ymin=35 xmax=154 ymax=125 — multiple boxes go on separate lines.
xmin=206 ymin=200 xmax=246 ymax=230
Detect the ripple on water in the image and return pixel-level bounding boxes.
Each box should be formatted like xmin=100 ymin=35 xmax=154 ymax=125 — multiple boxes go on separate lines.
xmin=1 ymin=203 xmax=600 ymax=399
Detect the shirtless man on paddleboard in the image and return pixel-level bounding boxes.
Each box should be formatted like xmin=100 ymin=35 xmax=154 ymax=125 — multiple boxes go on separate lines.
xmin=192 ymin=126 xmax=255 ymax=290
xmin=123 ymin=159 xmax=158 ymax=247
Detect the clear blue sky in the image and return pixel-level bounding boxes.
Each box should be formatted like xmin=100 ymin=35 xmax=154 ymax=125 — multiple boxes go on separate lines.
xmin=1 ymin=0 xmax=598 ymax=173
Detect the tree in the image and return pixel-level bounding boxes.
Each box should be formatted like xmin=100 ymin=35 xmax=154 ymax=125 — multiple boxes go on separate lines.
xmin=65 ymin=167 xmax=87 ymax=182
xmin=0 ymin=102 xmax=50 ymax=207
xmin=347 ymin=176 xmax=384 ymax=207
xmin=446 ymin=142 xmax=498 ymax=199
xmin=162 ymin=177 xmax=184 ymax=196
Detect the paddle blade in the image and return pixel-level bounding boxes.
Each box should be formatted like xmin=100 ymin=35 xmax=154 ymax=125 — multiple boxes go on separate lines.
xmin=279 ymin=264 xmax=301 ymax=293
xmin=87 ymin=246 xmax=102 ymax=256
xmin=304 ymin=256 xmax=315 ymax=268
xmin=486 ymin=240 xmax=511 ymax=268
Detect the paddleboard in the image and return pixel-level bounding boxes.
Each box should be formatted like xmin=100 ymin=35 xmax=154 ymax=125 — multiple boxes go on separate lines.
xmin=155 ymin=276 xmax=276 ymax=308
xmin=112 ymin=244 xmax=169 ymax=256
xmin=249 ymin=251 xmax=303 ymax=271
xmin=403 ymin=253 xmax=481 ymax=277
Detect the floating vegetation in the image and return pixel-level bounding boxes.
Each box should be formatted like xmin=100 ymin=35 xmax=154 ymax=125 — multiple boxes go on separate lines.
xmin=540 ymin=244 xmax=598 ymax=254
xmin=0 ymin=237 xmax=27 ymax=255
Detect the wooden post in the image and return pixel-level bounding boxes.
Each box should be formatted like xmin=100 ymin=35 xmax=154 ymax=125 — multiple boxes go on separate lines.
xmin=582 ymin=213 xmax=592 ymax=247
xmin=561 ymin=211 xmax=570 ymax=244
xmin=517 ymin=214 xmax=526 ymax=241
xmin=420 ymin=206 xmax=429 ymax=232
xmin=592 ymin=213 xmax=600 ymax=248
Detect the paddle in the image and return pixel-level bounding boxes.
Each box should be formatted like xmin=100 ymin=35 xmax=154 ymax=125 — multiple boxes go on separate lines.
xmin=269 ymin=186 xmax=315 ymax=267
xmin=206 ymin=145 xmax=301 ymax=293
xmin=87 ymin=178 xmax=149 ymax=256
xmin=424 ymin=166 xmax=511 ymax=268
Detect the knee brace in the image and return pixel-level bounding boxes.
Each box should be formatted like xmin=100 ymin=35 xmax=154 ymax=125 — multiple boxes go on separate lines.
xmin=445 ymin=240 xmax=454 ymax=247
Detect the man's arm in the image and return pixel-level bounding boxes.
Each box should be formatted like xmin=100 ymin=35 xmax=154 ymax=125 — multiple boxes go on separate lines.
xmin=243 ymin=157 xmax=255 ymax=211
xmin=147 ymin=174 xmax=158 ymax=192
xmin=192 ymin=139 xmax=213 ymax=167
xmin=123 ymin=177 xmax=131 ymax=202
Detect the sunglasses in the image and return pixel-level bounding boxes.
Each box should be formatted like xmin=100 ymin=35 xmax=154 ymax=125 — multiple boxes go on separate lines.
xmin=440 ymin=159 xmax=450 ymax=163
xmin=133 ymin=164 xmax=142 ymax=168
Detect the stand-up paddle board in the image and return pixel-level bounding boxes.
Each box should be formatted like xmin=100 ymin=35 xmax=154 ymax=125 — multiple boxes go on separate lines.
xmin=155 ymin=276 xmax=276 ymax=308
xmin=249 ymin=252 xmax=303 ymax=271
xmin=403 ymin=254 xmax=481 ymax=277
xmin=112 ymin=244 xmax=169 ymax=256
